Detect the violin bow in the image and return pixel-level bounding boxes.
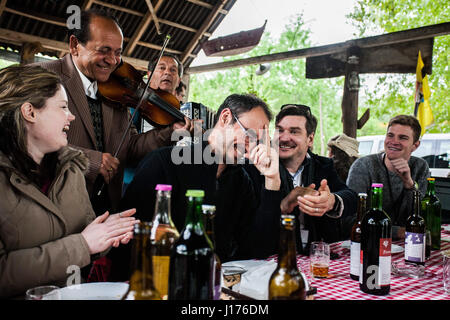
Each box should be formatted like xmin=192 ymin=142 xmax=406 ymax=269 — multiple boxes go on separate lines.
xmin=97 ymin=34 xmax=171 ymax=196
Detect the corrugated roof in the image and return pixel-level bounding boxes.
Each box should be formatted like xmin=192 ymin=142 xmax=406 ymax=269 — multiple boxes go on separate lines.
xmin=0 ymin=0 xmax=236 ymax=70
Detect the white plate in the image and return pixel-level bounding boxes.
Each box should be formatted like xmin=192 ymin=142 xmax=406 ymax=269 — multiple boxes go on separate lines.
xmin=57 ymin=282 xmax=128 ymax=300
xmin=341 ymin=240 xmax=404 ymax=253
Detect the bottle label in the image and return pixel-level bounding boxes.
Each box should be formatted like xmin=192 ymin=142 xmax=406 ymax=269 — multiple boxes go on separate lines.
xmin=350 ymin=241 xmax=360 ymax=277
xmin=405 ymin=232 xmax=425 ymax=263
xmin=378 ymin=238 xmax=391 ymax=286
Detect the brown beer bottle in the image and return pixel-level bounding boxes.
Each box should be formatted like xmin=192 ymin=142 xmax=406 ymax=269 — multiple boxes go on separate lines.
xmin=268 ymin=214 xmax=306 ymax=300
xmin=150 ymin=184 xmax=179 ymax=300
xmin=122 ymin=222 xmax=161 ymax=300
xmin=350 ymin=193 xmax=367 ymax=280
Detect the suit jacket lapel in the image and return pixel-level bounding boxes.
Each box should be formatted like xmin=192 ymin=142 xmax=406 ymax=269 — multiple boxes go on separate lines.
xmin=60 ymin=55 xmax=97 ymax=148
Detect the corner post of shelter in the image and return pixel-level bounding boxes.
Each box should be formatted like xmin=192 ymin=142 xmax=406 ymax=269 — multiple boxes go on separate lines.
xmin=341 ymin=46 xmax=361 ymax=139
xmin=20 ymin=41 xmax=43 ymax=65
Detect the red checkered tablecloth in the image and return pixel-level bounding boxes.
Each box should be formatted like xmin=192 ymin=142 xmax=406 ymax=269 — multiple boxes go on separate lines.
xmin=267 ymin=226 xmax=450 ymax=300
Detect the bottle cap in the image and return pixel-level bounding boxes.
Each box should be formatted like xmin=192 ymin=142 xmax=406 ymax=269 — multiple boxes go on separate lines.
xmin=202 ymin=204 xmax=216 ymax=213
xmin=155 ymin=184 xmax=172 ymax=191
xmin=427 ymin=177 xmax=435 ymax=181
xmin=371 ymin=183 xmax=383 ymax=188
xmin=358 ymin=193 xmax=367 ymax=197
xmin=186 ymin=189 xmax=205 ymax=197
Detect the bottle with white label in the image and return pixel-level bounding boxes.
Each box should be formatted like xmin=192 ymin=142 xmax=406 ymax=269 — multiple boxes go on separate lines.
xmin=405 ymin=189 xmax=426 ymax=265
xmin=359 ymin=183 xmax=392 ymax=296
xmin=350 ymin=193 xmax=367 ymax=280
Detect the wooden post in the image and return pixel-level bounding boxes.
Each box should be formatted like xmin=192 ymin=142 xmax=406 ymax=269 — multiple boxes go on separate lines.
xmin=20 ymin=41 xmax=43 ymax=65
xmin=341 ymin=46 xmax=361 ymax=138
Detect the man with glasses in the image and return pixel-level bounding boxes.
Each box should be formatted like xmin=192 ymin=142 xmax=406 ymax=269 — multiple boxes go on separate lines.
xmin=107 ymin=93 xmax=279 ymax=279
xmin=243 ymin=104 xmax=357 ymax=258
xmin=36 ymin=9 xmax=190 ymax=215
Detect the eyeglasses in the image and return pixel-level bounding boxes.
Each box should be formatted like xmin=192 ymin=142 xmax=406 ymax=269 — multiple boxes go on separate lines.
xmin=231 ymin=111 xmax=258 ymax=141
xmin=280 ymin=104 xmax=312 ymax=116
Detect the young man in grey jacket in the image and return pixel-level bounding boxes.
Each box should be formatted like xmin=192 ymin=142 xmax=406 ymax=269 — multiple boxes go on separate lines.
xmin=347 ymin=115 xmax=430 ymax=239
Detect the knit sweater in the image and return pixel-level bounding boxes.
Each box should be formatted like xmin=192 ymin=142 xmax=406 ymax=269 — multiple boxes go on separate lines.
xmin=346 ymin=152 xmax=430 ymax=226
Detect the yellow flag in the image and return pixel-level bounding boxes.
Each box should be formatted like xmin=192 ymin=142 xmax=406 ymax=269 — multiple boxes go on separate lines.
xmin=415 ymin=51 xmax=433 ymax=136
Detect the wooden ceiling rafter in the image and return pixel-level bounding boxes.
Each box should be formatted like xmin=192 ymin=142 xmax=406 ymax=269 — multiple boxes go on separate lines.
xmin=180 ymin=0 xmax=226 ymax=63
xmin=0 ymin=0 xmax=237 ymax=70
xmin=124 ymin=0 xmax=164 ymax=56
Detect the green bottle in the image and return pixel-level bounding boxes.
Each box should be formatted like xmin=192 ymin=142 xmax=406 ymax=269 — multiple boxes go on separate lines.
xmin=168 ymin=190 xmax=214 ymax=300
xmin=421 ymin=178 xmax=441 ymax=250
xmin=360 ymin=183 xmax=392 ymax=296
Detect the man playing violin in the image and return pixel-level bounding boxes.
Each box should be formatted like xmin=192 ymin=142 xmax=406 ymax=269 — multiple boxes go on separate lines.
xmin=36 ymin=9 xmax=191 ymax=214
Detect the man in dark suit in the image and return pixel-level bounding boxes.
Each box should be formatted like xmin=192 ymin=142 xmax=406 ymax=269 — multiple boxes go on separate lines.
xmin=37 ymin=9 xmax=191 ymax=213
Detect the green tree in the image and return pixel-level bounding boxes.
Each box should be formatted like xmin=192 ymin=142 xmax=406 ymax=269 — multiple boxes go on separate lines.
xmin=348 ymin=0 xmax=450 ymax=134
xmin=189 ymin=14 xmax=345 ymax=155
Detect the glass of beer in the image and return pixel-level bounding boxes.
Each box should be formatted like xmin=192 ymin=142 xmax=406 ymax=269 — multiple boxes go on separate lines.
xmin=309 ymin=241 xmax=330 ymax=278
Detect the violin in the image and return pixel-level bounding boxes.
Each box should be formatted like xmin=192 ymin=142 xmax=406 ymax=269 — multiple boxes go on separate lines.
xmin=98 ymin=60 xmax=186 ymax=128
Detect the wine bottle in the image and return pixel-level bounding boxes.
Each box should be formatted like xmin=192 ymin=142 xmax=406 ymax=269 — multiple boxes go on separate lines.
xmin=268 ymin=214 xmax=306 ymax=300
xmin=405 ymin=189 xmax=426 ymax=265
xmin=359 ymin=183 xmax=392 ymax=296
xmin=122 ymin=222 xmax=161 ymax=300
xmin=168 ymin=190 xmax=214 ymax=300
xmin=150 ymin=184 xmax=180 ymax=300
xmin=350 ymin=193 xmax=367 ymax=280
xmin=202 ymin=204 xmax=223 ymax=300
xmin=421 ymin=178 xmax=441 ymax=251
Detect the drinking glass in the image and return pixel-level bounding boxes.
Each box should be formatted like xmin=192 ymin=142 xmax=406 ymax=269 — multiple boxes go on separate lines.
xmin=309 ymin=241 xmax=330 ymax=278
xmin=443 ymin=250 xmax=450 ymax=294
xmin=25 ymin=285 xmax=61 ymax=300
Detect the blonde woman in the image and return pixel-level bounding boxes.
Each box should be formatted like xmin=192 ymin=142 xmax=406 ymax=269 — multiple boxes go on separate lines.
xmin=0 ymin=65 xmax=137 ymax=298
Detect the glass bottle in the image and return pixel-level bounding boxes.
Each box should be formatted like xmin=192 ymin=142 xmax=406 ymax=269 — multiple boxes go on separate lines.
xmin=268 ymin=214 xmax=306 ymax=300
xmin=350 ymin=193 xmax=367 ymax=280
xmin=421 ymin=177 xmax=441 ymax=250
xmin=202 ymin=204 xmax=223 ymax=300
xmin=168 ymin=190 xmax=214 ymax=300
xmin=150 ymin=184 xmax=179 ymax=300
xmin=122 ymin=222 xmax=161 ymax=300
xmin=359 ymin=183 xmax=392 ymax=296
xmin=405 ymin=189 xmax=426 ymax=265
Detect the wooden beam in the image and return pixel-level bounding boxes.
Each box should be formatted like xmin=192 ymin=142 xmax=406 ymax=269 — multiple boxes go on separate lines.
xmin=145 ymin=0 xmax=161 ymax=35
xmin=92 ymin=0 xmax=144 ymax=16
xmin=186 ymin=22 xmax=450 ymax=74
xmin=0 ymin=0 xmax=7 ymax=17
xmin=158 ymin=18 xmax=211 ymax=37
xmin=180 ymin=0 xmax=227 ymax=64
xmin=186 ymin=0 xmax=228 ymax=15
xmin=0 ymin=28 xmax=150 ymax=71
xmin=4 ymin=7 xmax=66 ymax=27
xmin=124 ymin=0 xmax=164 ymax=56
xmin=82 ymin=0 xmax=95 ymax=10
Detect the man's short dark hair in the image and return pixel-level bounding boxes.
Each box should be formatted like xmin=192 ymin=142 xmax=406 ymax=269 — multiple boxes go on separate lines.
xmin=388 ymin=114 xmax=422 ymax=143
xmin=275 ymin=104 xmax=317 ymax=136
xmin=67 ymin=9 xmax=121 ymax=44
xmin=215 ymin=94 xmax=272 ymax=125
xmin=148 ymin=53 xmax=184 ymax=78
